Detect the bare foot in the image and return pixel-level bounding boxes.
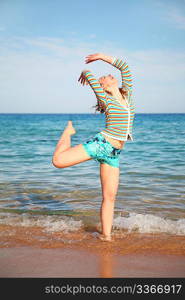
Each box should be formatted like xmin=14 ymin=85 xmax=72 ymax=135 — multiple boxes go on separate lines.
xmin=65 ymin=121 xmax=76 ymax=135
xmin=98 ymin=234 xmax=112 ymax=242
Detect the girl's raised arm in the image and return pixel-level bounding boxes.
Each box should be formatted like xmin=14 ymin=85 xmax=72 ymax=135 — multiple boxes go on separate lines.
xmin=111 ymin=57 xmax=133 ymax=94
xmin=78 ymin=70 xmax=107 ymax=109
xmin=86 ymin=53 xmax=133 ymax=94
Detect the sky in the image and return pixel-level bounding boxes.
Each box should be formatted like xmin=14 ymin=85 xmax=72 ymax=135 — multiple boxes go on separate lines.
xmin=0 ymin=0 xmax=185 ymax=113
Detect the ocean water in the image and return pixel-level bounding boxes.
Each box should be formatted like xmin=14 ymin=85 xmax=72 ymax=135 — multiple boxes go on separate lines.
xmin=0 ymin=113 xmax=185 ymax=236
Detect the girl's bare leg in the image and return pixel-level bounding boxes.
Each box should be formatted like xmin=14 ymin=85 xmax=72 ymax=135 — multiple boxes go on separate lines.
xmin=99 ymin=163 xmax=120 ymax=241
xmin=54 ymin=121 xmax=76 ymax=153
xmin=52 ymin=121 xmax=92 ymax=168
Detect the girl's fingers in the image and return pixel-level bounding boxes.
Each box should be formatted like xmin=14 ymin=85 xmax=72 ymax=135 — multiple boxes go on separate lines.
xmin=78 ymin=72 xmax=88 ymax=85
xmin=79 ymin=78 xmax=85 ymax=85
xmin=86 ymin=54 xmax=98 ymax=59
xmin=78 ymin=74 xmax=83 ymax=82
xmin=85 ymin=54 xmax=96 ymax=63
xmin=85 ymin=60 xmax=92 ymax=64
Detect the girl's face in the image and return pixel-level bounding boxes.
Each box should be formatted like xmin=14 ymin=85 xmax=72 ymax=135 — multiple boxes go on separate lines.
xmin=99 ymin=74 xmax=118 ymax=89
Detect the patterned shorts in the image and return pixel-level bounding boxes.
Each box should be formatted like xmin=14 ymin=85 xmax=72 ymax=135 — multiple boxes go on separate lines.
xmin=82 ymin=133 xmax=122 ymax=168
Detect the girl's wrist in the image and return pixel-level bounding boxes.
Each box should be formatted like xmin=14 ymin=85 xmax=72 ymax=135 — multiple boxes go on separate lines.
xmin=82 ymin=69 xmax=90 ymax=74
xmin=100 ymin=54 xmax=114 ymax=64
xmin=99 ymin=53 xmax=106 ymax=60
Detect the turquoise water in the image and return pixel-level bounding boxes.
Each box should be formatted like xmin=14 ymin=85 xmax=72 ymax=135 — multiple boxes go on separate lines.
xmin=0 ymin=113 xmax=185 ymax=235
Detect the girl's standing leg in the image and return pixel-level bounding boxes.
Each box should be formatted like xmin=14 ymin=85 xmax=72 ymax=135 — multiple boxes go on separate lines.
xmin=99 ymin=163 xmax=120 ymax=241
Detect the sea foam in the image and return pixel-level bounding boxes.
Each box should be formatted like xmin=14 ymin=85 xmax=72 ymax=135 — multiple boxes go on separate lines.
xmin=0 ymin=213 xmax=82 ymax=233
xmin=113 ymin=213 xmax=185 ymax=235
xmin=1 ymin=212 xmax=185 ymax=235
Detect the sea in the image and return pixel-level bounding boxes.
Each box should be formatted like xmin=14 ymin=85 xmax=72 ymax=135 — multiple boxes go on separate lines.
xmin=0 ymin=113 xmax=185 ymax=242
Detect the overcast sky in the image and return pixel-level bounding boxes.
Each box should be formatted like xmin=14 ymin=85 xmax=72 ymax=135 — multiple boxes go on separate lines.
xmin=0 ymin=0 xmax=185 ymax=113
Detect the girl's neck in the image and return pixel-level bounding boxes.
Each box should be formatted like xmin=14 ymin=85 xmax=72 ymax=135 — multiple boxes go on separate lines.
xmin=108 ymin=86 xmax=123 ymax=99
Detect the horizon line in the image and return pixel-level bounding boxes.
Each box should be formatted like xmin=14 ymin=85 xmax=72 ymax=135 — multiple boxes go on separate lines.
xmin=0 ymin=112 xmax=185 ymax=115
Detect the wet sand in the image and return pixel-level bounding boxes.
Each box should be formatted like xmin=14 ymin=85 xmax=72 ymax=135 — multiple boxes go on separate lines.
xmin=1 ymin=247 xmax=185 ymax=278
xmin=0 ymin=224 xmax=185 ymax=277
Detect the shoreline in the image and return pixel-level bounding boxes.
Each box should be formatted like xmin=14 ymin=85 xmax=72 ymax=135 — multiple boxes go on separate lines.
xmin=0 ymin=224 xmax=185 ymax=257
xmin=1 ymin=224 xmax=185 ymax=255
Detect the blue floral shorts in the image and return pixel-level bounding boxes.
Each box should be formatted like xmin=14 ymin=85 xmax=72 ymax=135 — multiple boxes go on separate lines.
xmin=82 ymin=133 xmax=122 ymax=168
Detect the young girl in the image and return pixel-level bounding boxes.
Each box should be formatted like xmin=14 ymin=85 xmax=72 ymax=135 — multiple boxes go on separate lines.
xmin=52 ymin=53 xmax=135 ymax=241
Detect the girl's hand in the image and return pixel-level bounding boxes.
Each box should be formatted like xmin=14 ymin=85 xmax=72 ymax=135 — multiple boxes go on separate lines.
xmin=85 ymin=53 xmax=103 ymax=64
xmin=78 ymin=71 xmax=89 ymax=86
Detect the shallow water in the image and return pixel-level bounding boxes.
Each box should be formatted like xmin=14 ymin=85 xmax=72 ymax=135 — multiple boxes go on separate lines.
xmin=0 ymin=113 xmax=185 ymax=237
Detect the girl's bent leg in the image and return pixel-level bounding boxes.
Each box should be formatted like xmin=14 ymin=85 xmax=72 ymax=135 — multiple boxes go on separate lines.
xmin=100 ymin=163 xmax=120 ymax=240
xmin=57 ymin=120 xmax=76 ymax=152
xmin=52 ymin=121 xmax=92 ymax=168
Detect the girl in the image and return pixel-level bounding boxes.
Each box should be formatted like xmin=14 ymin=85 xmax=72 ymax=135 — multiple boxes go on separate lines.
xmin=52 ymin=53 xmax=135 ymax=241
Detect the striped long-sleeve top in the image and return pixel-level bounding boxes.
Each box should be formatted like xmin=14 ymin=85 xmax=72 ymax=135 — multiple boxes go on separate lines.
xmin=83 ymin=57 xmax=135 ymax=141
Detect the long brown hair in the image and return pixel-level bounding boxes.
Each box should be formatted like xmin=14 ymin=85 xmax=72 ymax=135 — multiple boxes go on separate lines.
xmin=92 ymin=87 xmax=128 ymax=114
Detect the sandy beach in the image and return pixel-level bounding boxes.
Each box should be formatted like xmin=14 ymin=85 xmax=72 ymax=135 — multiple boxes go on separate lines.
xmin=0 ymin=224 xmax=185 ymax=278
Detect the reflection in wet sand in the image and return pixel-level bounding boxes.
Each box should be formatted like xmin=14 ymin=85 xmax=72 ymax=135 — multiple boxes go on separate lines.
xmin=99 ymin=252 xmax=113 ymax=278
